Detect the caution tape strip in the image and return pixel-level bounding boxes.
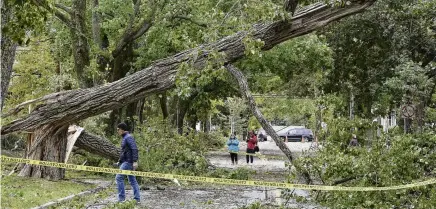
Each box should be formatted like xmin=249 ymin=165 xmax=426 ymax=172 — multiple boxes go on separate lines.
xmin=2 ymin=156 xmax=435 ymax=191
xmin=228 ymin=151 xmax=287 ymax=160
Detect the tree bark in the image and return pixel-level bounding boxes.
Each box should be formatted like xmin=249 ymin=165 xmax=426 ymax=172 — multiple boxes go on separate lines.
xmin=159 ymin=91 xmax=169 ymax=119
xmin=91 ymin=0 xmax=102 ymax=49
xmin=177 ymin=100 xmax=190 ymax=135
xmin=75 ymin=130 xmax=121 ymax=161
xmin=2 ymin=1 xmax=377 ymax=135
xmin=105 ymin=108 xmax=122 ymax=135
xmin=18 ymin=125 xmax=69 ymax=180
xmin=175 ymin=93 xmax=198 ymax=134
xmin=136 ymin=98 xmax=145 ymax=124
xmin=284 ymin=0 xmax=299 ymax=15
xmin=1 ymin=1 xmax=18 ymax=110
xmin=71 ymin=0 xmax=92 ymax=88
xmin=206 ymin=114 xmax=211 ymax=133
xmin=91 ymin=0 xmax=110 ymax=76
xmin=126 ymin=101 xmax=137 ymax=132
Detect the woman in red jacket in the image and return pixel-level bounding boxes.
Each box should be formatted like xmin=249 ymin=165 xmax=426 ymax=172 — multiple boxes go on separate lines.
xmin=246 ymin=131 xmax=257 ymax=164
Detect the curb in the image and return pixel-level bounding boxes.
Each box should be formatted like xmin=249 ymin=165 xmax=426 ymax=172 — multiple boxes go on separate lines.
xmin=30 ymin=181 xmax=113 ymax=209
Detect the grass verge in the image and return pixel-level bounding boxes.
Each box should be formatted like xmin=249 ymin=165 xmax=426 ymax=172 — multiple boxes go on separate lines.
xmin=1 ymin=174 xmax=95 ymax=209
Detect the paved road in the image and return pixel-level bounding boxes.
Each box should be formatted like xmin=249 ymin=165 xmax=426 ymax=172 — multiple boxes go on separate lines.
xmin=82 ymin=141 xmax=321 ymax=209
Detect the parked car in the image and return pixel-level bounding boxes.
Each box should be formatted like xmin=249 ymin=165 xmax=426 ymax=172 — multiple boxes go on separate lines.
xmin=257 ymin=126 xmax=305 ymax=141
xmin=281 ymin=128 xmax=314 ymax=142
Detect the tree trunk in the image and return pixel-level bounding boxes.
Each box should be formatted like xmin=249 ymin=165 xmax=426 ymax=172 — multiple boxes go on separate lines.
xmin=19 ymin=127 xmax=121 ymax=180
xmin=1 ymin=1 xmax=18 ymax=110
xmin=126 ymin=101 xmax=137 ymax=132
xmin=175 ymin=94 xmax=198 ymax=134
xmin=177 ymin=100 xmax=189 ymax=135
xmin=159 ymin=91 xmax=169 ymax=119
xmin=2 ymin=1 xmax=377 ymax=135
xmin=91 ymin=0 xmax=109 ymax=78
xmin=188 ymin=114 xmax=198 ymax=131
xmin=205 ymin=114 xmax=211 ymax=133
xmin=106 ymin=108 xmax=122 ymax=136
xmin=110 ymin=45 xmax=132 ymax=82
xmin=75 ymin=130 xmax=121 ymax=161
xmin=71 ymin=0 xmax=92 ymax=88
xmin=226 ymin=64 xmax=312 ymax=184
xmin=19 ymin=125 xmax=69 ymax=180
xmin=136 ymin=98 xmax=145 ymax=124
xmin=170 ymin=95 xmax=179 ymax=125
xmin=225 ymin=65 xmax=295 ymax=161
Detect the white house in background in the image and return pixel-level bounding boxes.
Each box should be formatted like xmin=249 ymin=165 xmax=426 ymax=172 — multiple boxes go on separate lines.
xmin=373 ymin=111 xmax=397 ymax=132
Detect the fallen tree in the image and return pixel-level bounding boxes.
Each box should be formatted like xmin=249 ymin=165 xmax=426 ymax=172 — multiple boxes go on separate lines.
xmin=226 ymin=64 xmax=312 ymax=184
xmin=2 ymin=0 xmax=377 ymax=180
xmin=75 ymin=130 xmax=121 ymax=161
xmin=2 ymin=1 xmax=377 ymax=134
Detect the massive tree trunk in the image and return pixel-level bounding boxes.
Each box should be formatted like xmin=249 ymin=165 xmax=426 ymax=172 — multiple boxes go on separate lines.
xmin=2 ymin=1 xmax=377 ymax=135
xmin=1 ymin=1 xmax=18 ymax=110
xmin=75 ymin=130 xmax=120 ymax=161
xmin=11 ymin=0 xmax=159 ymax=181
xmin=18 ymin=125 xmax=69 ymax=180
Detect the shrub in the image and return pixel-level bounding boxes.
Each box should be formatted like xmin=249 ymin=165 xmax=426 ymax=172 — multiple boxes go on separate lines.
xmin=131 ymin=119 xmax=226 ymax=176
xmin=293 ymin=117 xmax=436 ymax=208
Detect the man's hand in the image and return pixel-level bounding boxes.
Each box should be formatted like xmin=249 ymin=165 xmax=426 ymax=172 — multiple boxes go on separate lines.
xmin=133 ymin=162 xmax=138 ymax=170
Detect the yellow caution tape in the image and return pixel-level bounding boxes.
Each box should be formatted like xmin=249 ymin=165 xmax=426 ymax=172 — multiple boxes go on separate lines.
xmin=2 ymin=156 xmax=435 ymax=191
xmin=228 ymin=151 xmax=287 ymax=160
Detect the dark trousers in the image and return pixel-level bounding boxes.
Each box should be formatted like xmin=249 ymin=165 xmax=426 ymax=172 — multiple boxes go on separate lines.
xmin=230 ymin=153 xmax=238 ymax=164
xmin=246 ymin=148 xmax=255 ymax=163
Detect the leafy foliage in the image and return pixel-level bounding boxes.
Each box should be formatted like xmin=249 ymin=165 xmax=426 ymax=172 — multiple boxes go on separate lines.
xmin=132 ymin=119 xmax=225 ymax=176
xmin=293 ymin=117 xmax=436 ymax=208
xmin=3 ymin=0 xmax=436 ymax=207
xmin=240 ymin=34 xmax=333 ymax=97
xmin=2 ymin=0 xmax=48 ymax=44
xmin=322 ymin=0 xmax=436 ymax=117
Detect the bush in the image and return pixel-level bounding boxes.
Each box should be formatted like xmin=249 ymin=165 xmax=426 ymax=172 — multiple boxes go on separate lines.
xmin=69 ymin=117 xmax=226 ymax=178
xmin=131 ymin=119 xmax=226 ymax=176
xmin=293 ymin=117 xmax=436 ymax=208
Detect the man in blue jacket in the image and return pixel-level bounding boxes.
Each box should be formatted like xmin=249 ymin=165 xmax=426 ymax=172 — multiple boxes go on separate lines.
xmin=116 ymin=123 xmax=140 ymax=203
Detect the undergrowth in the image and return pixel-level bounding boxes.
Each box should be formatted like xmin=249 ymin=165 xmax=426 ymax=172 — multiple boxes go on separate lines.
xmin=291 ymin=117 xmax=436 ymax=209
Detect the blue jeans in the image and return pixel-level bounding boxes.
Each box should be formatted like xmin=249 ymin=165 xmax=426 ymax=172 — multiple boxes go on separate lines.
xmin=116 ymin=162 xmax=140 ymax=202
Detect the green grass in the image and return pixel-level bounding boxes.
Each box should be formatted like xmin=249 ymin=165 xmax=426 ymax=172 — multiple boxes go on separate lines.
xmin=1 ymin=175 xmax=95 ymax=209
